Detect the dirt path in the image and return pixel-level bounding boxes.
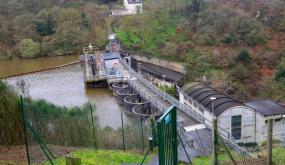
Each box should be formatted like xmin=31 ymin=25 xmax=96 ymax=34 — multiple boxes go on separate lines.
xmin=0 ymin=145 xmax=76 ymax=165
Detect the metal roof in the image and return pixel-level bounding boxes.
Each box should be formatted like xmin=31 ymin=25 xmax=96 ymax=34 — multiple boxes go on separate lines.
xmin=104 ymin=52 xmax=119 ymax=60
xmin=127 ymin=0 xmax=142 ymax=4
xmin=182 ymin=83 xmax=243 ymax=116
xmin=140 ymin=62 xmax=184 ymax=82
xmin=245 ymin=100 xmax=285 ymax=116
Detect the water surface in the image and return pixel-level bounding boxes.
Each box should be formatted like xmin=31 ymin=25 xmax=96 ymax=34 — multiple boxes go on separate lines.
xmin=3 ymin=57 xmax=130 ymax=128
xmin=0 ymin=55 xmax=78 ymax=78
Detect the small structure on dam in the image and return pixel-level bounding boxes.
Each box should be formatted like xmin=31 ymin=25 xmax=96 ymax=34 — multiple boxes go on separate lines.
xmin=117 ymin=87 xmax=138 ymax=106
xmin=112 ymin=82 xmax=129 ymax=96
xmin=83 ymin=34 xmax=129 ymax=88
xmin=123 ymin=94 xmax=149 ymax=115
xmin=133 ymin=103 xmax=163 ymax=118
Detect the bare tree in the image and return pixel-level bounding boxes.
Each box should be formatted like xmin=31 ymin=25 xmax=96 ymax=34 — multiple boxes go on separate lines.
xmin=16 ymin=79 xmax=30 ymax=97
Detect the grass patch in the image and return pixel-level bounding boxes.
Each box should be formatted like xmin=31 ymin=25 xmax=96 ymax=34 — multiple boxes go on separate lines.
xmin=192 ymin=147 xmax=285 ymax=165
xmin=44 ymin=149 xmax=151 ymax=165
xmin=192 ymin=153 xmax=238 ymax=165
xmin=273 ymin=147 xmax=285 ymax=164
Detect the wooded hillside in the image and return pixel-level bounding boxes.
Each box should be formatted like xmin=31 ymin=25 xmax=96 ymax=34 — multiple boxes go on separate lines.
xmin=0 ymin=0 xmax=109 ymax=60
xmin=113 ymin=0 xmax=285 ymax=102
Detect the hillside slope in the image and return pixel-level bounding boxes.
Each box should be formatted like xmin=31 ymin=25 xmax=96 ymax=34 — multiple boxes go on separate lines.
xmin=0 ymin=0 xmax=108 ymax=60
xmin=113 ymin=0 xmax=285 ymax=102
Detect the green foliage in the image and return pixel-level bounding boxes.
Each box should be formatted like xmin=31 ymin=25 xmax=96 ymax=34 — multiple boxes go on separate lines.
xmin=258 ymin=77 xmax=285 ymax=102
xmin=236 ymin=49 xmax=251 ymax=63
xmin=275 ymin=59 xmax=285 ymax=81
xmin=18 ymin=39 xmax=40 ymax=58
xmin=36 ymin=16 xmax=56 ymax=36
xmin=0 ymin=80 xmax=23 ymax=145
xmin=233 ymin=17 xmax=266 ymax=46
xmin=0 ymin=0 xmax=108 ymax=59
xmin=44 ymin=150 xmax=151 ymax=165
xmin=191 ymin=0 xmax=205 ymax=13
xmin=81 ymin=12 xmax=92 ymax=31
xmin=192 ymin=147 xmax=285 ymax=165
xmin=56 ymin=26 xmax=81 ymax=54
xmin=115 ymin=13 xmax=186 ymax=61
xmin=25 ymin=99 xmax=95 ymax=146
xmin=222 ymin=34 xmax=234 ymax=44
xmin=0 ymin=45 xmax=13 ymax=60
xmin=273 ymin=147 xmax=285 ymax=164
xmin=114 ymin=0 xmax=285 ymax=102
xmin=184 ymin=51 xmax=213 ymax=80
xmin=150 ymin=117 xmax=158 ymax=146
xmin=25 ymin=99 xmax=91 ymax=119
xmin=159 ymin=85 xmax=176 ymax=97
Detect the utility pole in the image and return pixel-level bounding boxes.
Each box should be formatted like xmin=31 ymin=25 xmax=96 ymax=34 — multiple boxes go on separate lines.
xmin=90 ymin=105 xmax=97 ymax=149
xmin=121 ymin=113 xmax=126 ymax=152
xmin=212 ymin=117 xmax=218 ymax=165
xmin=267 ymin=119 xmax=273 ymax=165
xmin=210 ymin=97 xmax=218 ymax=165
xmin=20 ymin=95 xmax=31 ymax=165
xmin=162 ymin=75 xmax=166 ymax=100
xmin=138 ymin=62 xmax=142 ymax=79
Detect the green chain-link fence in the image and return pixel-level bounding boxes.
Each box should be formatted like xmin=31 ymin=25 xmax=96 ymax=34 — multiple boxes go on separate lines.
xmin=20 ymin=95 xmax=151 ymax=164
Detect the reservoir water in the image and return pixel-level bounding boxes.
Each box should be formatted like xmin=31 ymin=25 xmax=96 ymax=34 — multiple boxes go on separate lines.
xmin=1 ymin=55 xmax=130 ymax=128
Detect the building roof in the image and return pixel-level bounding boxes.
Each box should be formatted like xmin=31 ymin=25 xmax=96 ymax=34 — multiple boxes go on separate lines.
xmin=245 ymin=100 xmax=285 ymax=116
xmin=104 ymin=52 xmax=119 ymax=60
xmin=181 ymin=83 xmax=243 ymax=116
xmin=127 ymin=0 xmax=142 ymax=4
xmin=140 ymin=62 xmax=184 ymax=82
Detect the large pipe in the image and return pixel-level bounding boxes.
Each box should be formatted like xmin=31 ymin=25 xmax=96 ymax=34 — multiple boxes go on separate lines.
xmin=123 ymin=94 xmax=148 ymax=114
xmin=111 ymin=82 xmax=129 ymax=96
xmin=117 ymin=87 xmax=138 ymax=106
xmin=132 ymin=103 xmax=163 ymax=118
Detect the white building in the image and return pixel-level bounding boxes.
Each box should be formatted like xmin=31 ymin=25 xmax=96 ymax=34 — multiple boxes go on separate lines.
xmin=179 ymin=82 xmax=285 ymax=145
xmin=123 ymin=0 xmax=143 ymax=13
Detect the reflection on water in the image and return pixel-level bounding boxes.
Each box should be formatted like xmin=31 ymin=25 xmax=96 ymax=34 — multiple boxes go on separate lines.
xmin=0 ymin=55 xmax=79 ymax=78
xmin=5 ymin=64 xmax=130 ymax=128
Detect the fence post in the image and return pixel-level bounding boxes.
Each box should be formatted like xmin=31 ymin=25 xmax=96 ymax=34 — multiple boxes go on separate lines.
xmin=90 ymin=105 xmax=97 ymax=149
xmin=218 ymin=136 xmax=237 ymax=165
xmin=177 ymin=132 xmax=192 ymax=165
xmin=121 ymin=113 xmax=126 ymax=152
xmin=65 ymin=156 xmax=81 ymax=165
xmin=20 ymin=95 xmax=31 ymax=165
xmin=150 ymin=117 xmax=157 ymax=146
xmin=212 ymin=118 xmax=218 ymax=165
xmin=140 ymin=116 xmax=144 ymax=152
xmin=267 ymin=119 xmax=273 ymax=165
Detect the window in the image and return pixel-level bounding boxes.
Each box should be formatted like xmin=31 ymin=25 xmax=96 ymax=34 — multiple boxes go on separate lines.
xmin=231 ymin=115 xmax=242 ymax=140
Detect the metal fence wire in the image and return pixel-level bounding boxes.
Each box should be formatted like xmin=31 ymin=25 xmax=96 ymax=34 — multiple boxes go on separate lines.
xmin=20 ymin=96 xmax=150 ymax=165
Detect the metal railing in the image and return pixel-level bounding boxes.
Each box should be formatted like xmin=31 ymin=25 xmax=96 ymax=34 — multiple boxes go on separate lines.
xmin=128 ymin=78 xmax=167 ymax=113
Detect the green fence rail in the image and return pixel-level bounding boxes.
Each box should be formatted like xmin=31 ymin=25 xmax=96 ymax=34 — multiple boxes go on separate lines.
xmin=157 ymin=106 xmax=178 ymax=165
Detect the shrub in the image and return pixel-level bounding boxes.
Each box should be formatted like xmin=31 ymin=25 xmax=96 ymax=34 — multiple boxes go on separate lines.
xmin=275 ymin=64 xmax=285 ymax=81
xmin=18 ymin=39 xmax=40 ymax=58
xmin=0 ymin=80 xmax=23 ymax=145
xmin=25 ymin=100 xmax=95 ymax=146
xmin=246 ymin=30 xmax=266 ymax=46
xmin=222 ymin=34 xmax=233 ymax=44
xmin=36 ymin=16 xmax=56 ymax=36
xmin=159 ymin=86 xmax=176 ymax=97
xmin=236 ymin=49 xmax=251 ymax=63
